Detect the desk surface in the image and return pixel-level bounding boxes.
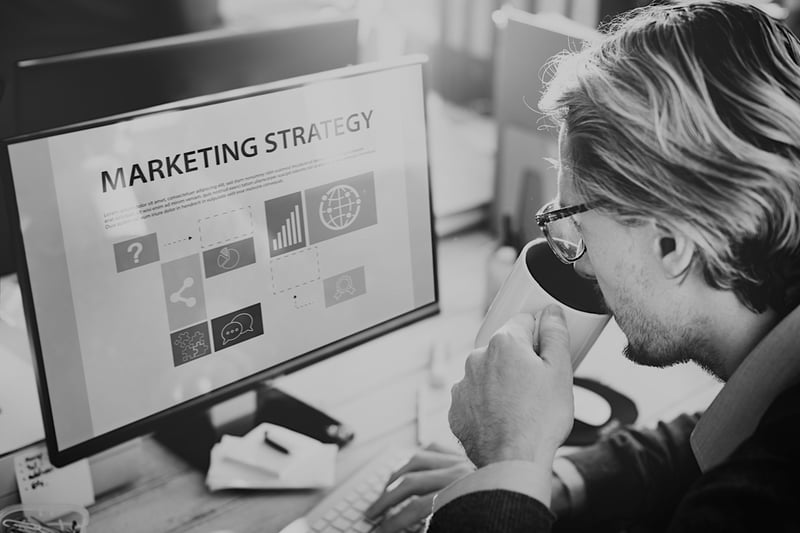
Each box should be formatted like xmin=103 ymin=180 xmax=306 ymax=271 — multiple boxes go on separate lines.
xmin=83 ymin=229 xmax=719 ymax=532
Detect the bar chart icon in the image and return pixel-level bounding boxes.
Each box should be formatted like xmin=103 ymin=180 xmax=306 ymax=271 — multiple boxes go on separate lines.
xmin=265 ymin=192 xmax=306 ymax=257
xmin=273 ymin=204 xmax=302 ymax=250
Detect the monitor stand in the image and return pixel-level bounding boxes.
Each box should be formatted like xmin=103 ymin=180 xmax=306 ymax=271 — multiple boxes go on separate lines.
xmin=153 ymin=382 xmax=354 ymax=471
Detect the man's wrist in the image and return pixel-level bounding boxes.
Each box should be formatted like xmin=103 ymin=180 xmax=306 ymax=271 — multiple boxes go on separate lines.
xmin=433 ymin=459 xmax=554 ymax=513
xmin=489 ymin=440 xmax=558 ymax=466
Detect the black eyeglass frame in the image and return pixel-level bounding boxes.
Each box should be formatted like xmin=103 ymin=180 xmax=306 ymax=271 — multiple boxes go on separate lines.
xmin=535 ymin=201 xmax=593 ymax=264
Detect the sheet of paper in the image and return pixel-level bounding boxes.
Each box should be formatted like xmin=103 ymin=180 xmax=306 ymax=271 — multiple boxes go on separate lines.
xmin=206 ymin=423 xmax=337 ymax=492
xmin=14 ymin=445 xmax=94 ymax=506
xmin=220 ymin=423 xmax=330 ymax=478
xmin=206 ymin=445 xmax=336 ymax=491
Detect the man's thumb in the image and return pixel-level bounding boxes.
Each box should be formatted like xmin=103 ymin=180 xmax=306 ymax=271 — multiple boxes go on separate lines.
xmin=537 ymin=305 xmax=571 ymax=368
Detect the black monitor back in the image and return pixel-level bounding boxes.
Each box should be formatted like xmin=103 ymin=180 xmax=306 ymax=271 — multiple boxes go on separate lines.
xmin=14 ymin=17 xmax=359 ymax=134
xmin=1 ymin=16 xmax=359 ymax=275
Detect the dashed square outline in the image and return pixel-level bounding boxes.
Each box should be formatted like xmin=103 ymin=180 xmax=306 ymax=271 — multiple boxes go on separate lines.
xmin=197 ymin=206 xmax=254 ymax=249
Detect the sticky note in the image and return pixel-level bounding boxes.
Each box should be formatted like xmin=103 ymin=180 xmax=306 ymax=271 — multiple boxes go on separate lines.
xmin=14 ymin=444 xmax=95 ymax=506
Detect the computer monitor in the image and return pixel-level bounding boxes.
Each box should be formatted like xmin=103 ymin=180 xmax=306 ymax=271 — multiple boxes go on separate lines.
xmin=0 ymin=15 xmax=359 ymax=276
xmin=2 ymin=56 xmax=438 ymax=467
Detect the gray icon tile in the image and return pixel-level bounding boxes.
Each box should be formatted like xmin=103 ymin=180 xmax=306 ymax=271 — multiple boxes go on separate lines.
xmin=170 ymin=322 xmax=212 ymax=367
xmin=162 ymin=254 xmax=207 ymax=331
xmin=306 ymin=173 xmax=377 ymax=245
xmin=203 ymin=237 xmax=256 ymax=278
xmin=211 ymin=303 xmax=264 ymax=351
xmin=323 ymin=266 xmax=367 ymax=308
xmin=114 ymin=233 xmax=159 ymax=272
xmin=266 ymin=192 xmax=306 ymax=257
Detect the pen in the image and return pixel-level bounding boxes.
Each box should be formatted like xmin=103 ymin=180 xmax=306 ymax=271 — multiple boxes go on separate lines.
xmin=263 ymin=431 xmax=290 ymax=454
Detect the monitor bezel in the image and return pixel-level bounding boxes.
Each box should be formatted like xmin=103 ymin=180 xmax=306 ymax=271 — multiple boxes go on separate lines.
xmin=1 ymin=55 xmax=440 ymax=466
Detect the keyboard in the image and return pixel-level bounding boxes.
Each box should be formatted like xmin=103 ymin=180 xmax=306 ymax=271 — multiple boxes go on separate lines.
xmin=278 ymin=446 xmax=426 ymax=533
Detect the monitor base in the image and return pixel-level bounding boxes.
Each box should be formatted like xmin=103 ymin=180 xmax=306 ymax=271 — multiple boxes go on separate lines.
xmin=154 ymin=383 xmax=354 ymax=471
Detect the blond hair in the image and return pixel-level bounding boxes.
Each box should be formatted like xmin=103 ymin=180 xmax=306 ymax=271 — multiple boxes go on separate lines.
xmin=540 ymin=0 xmax=800 ymax=315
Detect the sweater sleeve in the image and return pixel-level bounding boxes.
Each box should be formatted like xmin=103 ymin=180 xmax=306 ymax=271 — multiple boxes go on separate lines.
xmin=558 ymin=413 xmax=702 ymax=531
xmin=427 ymin=490 xmax=555 ymax=533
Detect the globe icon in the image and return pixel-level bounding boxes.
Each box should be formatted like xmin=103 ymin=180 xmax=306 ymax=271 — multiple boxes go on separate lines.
xmin=319 ymin=184 xmax=362 ymax=230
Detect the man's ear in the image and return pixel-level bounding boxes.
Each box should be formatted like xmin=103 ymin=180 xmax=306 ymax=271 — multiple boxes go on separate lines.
xmin=651 ymin=221 xmax=695 ymax=278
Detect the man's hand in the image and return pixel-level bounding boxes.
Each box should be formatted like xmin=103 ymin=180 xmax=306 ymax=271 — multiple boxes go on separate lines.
xmin=364 ymin=444 xmax=474 ymax=533
xmin=363 ymin=443 xmax=574 ymax=531
xmin=448 ymin=306 xmax=574 ymax=468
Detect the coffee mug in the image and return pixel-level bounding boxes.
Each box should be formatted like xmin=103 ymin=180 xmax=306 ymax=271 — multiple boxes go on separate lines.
xmin=475 ymin=238 xmax=611 ymax=370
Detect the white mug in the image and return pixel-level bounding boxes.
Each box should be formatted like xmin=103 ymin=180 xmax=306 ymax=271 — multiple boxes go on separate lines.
xmin=475 ymin=238 xmax=611 ymax=370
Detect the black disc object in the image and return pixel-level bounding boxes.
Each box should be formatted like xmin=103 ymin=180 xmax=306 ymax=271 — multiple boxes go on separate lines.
xmin=565 ymin=376 xmax=638 ymax=447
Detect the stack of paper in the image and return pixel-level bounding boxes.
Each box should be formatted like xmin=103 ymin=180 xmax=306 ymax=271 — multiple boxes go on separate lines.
xmin=206 ymin=423 xmax=338 ymax=492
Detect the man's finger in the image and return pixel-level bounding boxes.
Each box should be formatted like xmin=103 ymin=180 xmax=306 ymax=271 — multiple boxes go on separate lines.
xmin=383 ymin=451 xmax=467 ymax=487
xmin=448 ymin=381 xmax=465 ymax=441
xmin=424 ymin=441 xmax=462 ymax=455
xmin=365 ymin=470 xmax=459 ymax=519
xmin=462 ymin=347 xmax=485 ymax=382
xmin=496 ymin=313 xmax=536 ymax=349
xmin=536 ymin=305 xmax=571 ymax=370
xmin=374 ymin=494 xmax=434 ymax=533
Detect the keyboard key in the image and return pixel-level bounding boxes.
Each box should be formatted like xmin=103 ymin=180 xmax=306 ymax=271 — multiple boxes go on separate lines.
xmin=331 ymin=517 xmax=352 ymax=531
xmin=352 ymin=499 xmax=370 ymax=512
xmin=360 ymin=488 xmax=380 ymax=500
xmin=342 ymin=508 xmax=362 ymax=522
xmin=361 ymin=489 xmax=378 ymax=500
xmin=352 ymin=521 xmax=374 ymax=533
xmin=324 ymin=510 xmax=339 ymax=522
xmin=311 ymin=518 xmax=328 ymax=531
xmin=335 ymin=500 xmax=350 ymax=512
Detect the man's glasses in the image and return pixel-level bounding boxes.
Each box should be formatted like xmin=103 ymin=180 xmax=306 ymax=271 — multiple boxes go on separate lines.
xmin=535 ymin=200 xmax=592 ymax=264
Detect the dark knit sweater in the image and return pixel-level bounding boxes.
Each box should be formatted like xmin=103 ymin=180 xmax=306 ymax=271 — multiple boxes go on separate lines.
xmin=428 ymin=382 xmax=800 ymax=533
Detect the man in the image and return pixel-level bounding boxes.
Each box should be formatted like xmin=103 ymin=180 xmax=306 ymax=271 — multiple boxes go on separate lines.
xmin=365 ymin=1 xmax=800 ymax=531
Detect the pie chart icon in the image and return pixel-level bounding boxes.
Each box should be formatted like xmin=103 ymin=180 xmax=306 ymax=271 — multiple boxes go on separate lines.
xmin=217 ymin=246 xmax=240 ymax=270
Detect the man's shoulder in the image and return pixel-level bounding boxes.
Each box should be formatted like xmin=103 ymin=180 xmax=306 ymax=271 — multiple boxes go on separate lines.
xmin=752 ymin=380 xmax=800 ymax=445
xmin=668 ymin=387 xmax=800 ymax=531
xmin=718 ymin=380 xmax=800 ymax=468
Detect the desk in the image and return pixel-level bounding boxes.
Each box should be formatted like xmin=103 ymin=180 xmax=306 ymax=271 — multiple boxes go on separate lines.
xmin=76 ymin=229 xmax=721 ymax=532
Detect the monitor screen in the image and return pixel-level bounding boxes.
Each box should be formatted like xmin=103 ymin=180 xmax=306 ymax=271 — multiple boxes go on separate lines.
xmin=0 ymin=16 xmax=359 ymax=276
xmin=3 ymin=57 xmax=437 ymax=466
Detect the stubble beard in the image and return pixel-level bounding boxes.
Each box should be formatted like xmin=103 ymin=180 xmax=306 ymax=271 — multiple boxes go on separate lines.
xmin=612 ymin=296 xmax=724 ymax=379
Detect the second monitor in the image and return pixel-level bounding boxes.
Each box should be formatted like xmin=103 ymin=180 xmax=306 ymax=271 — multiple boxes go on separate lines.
xmin=13 ymin=16 xmax=360 ymax=135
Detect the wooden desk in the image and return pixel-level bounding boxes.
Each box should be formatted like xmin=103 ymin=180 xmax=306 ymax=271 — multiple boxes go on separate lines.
xmin=84 ymin=229 xmax=720 ymax=532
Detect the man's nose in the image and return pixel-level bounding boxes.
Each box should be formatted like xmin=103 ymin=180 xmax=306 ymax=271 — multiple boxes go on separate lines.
xmin=573 ymin=253 xmax=595 ymax=280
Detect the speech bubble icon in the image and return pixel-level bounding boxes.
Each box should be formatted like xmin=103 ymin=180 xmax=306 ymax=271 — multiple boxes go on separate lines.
xmin=231 ymin=313 xmax=254 ymax=334
xmin=220 ymin=322 xmax=243 ymax=346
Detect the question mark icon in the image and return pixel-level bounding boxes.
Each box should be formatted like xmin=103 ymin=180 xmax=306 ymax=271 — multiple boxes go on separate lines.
xmin=127 ymin=242 xmax=143 ymax=264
